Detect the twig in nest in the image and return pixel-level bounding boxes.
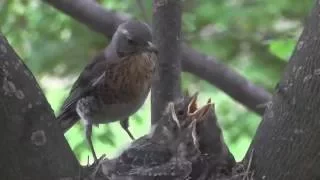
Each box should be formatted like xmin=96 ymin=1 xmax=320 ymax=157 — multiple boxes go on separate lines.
xmin=256 ymin=101 xmax=272 ymax=109
xmin=243 ymin=149 xmax=254 ymax=180
xmin=87 ymin=156 xmax=90 ymax=167
xmin=136 ymin=0 xmax=150 ymax=24
xmin=77 ymin=162 xmax=82 ymax=180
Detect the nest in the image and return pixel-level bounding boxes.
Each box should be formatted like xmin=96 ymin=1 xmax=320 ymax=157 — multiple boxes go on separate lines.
xmin=81 ymin=93 xmax=255 ymax=180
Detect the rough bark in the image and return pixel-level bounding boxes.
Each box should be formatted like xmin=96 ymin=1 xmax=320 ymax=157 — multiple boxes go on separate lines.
xmin=151 ymin=0 xmax=182 ymax=124
xmin=244 ymin=0 xmax=320 ymax=179
xmin=0 ymin=34 xmax=79 ymax=179
xmin=42 ymin=0 xmax=271 ymax=116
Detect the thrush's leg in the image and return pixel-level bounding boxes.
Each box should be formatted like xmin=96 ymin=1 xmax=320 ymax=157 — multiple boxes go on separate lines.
xmin=76 ymin=97 xmax=99 ymax=162
xmin=85 ymin=122 xmax=98 ymax=162
xmin=120 ymin=117 xmax=135 ymax=140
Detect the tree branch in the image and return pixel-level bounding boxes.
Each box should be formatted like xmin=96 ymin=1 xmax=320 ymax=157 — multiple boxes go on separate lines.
xmin=42 ymin=0 xmax=271 ymax=115
xmin=44 ymin=0 xmax=131 ymax=36
xmin=181 ymin=45 xmax=272 ymax=115
xmin=244 ymin=0 xmax=320 ymax=179
xmin=0 ymin=33 xmax=79 ymax=179
xmin=151 ymin=0 xmax=182 ymax=123
xmin=136 ymin=0 xmax=150 ymax=24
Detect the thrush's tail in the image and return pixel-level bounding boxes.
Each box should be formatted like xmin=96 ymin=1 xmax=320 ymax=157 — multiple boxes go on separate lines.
xmin=56 ymin=108 xmax=80 ymax=133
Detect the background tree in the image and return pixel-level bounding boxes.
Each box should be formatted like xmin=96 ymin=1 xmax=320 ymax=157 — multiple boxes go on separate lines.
xmin=244 ymin=0 xmax=320 ymax=178
xmin=0 ymin=34 xmax=79 ymax=180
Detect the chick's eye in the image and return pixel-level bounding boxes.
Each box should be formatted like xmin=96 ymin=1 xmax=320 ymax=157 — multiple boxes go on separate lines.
xmin=172 ymin=125 xmax=178 ymax=132
xmin=127 ymin=38 xmax=135 ymax=45
xmin=177 ymin=110 xmax=184 ymax=116
xmin=187 ymin=142 xmax=193 ymax=148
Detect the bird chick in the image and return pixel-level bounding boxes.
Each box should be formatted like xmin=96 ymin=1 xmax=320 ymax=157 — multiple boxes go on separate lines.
xmin=56 ymin=20 xmax=158 ymax=162
xmin=110 ymin=102 xmax=210 ymax=180
xmin=126 ymin=102 xmax=212 ymax=179
xmin=169 ymin=92 xmax=236 ymax=179
xmin=99 ymin=102 xmax=181 ymax=179
xmin=172 ymin=91 xmax=199 ymax=123
xmin=190 ymin=99 xmax=236 ymax=179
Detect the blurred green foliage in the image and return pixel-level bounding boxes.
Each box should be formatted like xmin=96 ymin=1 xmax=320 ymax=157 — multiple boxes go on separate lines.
xmin=0 ymin=0 xmax=314 ymax=164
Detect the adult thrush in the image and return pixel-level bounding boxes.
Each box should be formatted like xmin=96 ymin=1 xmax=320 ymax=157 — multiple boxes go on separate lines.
xmin=56 ymin=20 xmax=158 ymax=161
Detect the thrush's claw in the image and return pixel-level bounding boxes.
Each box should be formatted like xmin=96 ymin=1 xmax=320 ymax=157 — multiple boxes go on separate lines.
xmin=87 ymin=154 xmax=106 ymax=168
xmin=97 ymin=154 xmax=106 ymax=162
xmin=93 ymin=154 xmax=106 ymax=168
xmin=86 ymin=154 xmax=107 ymax=179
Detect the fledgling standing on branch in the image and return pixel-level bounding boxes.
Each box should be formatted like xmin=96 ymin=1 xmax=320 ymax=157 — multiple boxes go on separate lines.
xmin=56 ymin=20 xmax=158 ymax=162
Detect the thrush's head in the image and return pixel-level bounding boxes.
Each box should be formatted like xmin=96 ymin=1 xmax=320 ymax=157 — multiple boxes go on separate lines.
xmin=113 ymin=20 xmax=157 ymax=58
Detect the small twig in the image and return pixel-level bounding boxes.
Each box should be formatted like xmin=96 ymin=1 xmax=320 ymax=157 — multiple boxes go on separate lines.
xmin=77 ymin=162 xmax=82 ymax=180
xmin=243 ymin=149 xmax=254 ymax=180
xmin=87 ymin=155 xmax=90 ymax=167
xmin=136 ymin=0 xmax=150 ymax=24
xmin=256 ymin=101 xmax=272 ymax=109
xmin=250 ymin=171 xmax=255 ymax=180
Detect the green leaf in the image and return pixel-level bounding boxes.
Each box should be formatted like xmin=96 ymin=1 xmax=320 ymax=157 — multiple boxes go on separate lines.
xmin=268 ymin=38 xmax=296 ymax=61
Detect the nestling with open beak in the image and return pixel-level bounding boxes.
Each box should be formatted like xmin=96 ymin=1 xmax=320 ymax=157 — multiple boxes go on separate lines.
xmin=184 ymin=94 xmax=236 ymax=179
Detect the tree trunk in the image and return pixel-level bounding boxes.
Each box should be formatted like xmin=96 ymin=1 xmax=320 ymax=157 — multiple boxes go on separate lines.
xmin=0 ymin=34 xmax=79 ymax=180
xmin=244 ymin=0 xmax=320 ymax=179
xmin=151 ymin=0 xmax=182 ymax=124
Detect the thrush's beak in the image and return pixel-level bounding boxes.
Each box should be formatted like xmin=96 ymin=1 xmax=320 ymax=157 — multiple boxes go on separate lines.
xmin=146 ymin=41 xmax=158 ymax=54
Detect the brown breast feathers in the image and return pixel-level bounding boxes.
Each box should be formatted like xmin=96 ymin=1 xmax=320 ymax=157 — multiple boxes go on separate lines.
xmin=101 ymin=52 xmax=156 ymax=104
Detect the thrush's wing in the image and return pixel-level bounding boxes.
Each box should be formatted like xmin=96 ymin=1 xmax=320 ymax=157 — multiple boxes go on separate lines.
xmin=57 ymin=51 xmax=109 ymax=131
